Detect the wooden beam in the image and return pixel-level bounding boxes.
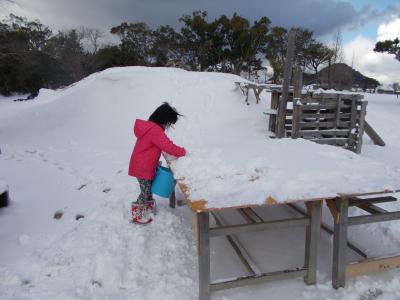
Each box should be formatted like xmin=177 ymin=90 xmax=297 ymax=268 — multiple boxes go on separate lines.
xmin=355 ymin=101 xmax=368 ymax=154
xmin=277 ymin=28 xmax=296 ymax=138
xmin=332 ymin=197 xmax=349 ymax=289
xmin=210 ymin=268 xmax=307 ymax=291
xmin=346 ymin=255 xmax=400 ymax=278
xmin=287 ymin=203 xmax=367 ymax=258
xmin=348 ymin=196 xmax=397 ymax=206
xmin=348 ymin=211 xmax=400 ymax=226
xmin=356 ymin=203 xmax=388 ymax=214
xmin=293 ymin=66 xmax=303 ymax=100
xmin=304 ymin=201 xmax=322 ymax=284
xmin=364 ymin=121 xmax=385 ymax=146
xmin=198 ymin=212 xmax=211 ymax=300
xmin=210 ymin=217 xmax=309 ymax=237
xmin=212 ymin=212 xmax=261 ymax=275
xmin=239 ymin=208 xmax=264 ymax=223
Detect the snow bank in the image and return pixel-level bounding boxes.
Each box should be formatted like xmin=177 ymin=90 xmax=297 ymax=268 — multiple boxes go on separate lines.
xmin=1 ymin=66 xmax=400 ymax=299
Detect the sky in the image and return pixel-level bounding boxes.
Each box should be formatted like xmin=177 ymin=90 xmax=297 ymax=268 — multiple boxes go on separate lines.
xmin=1 ymin=0 xmax=399 ymax=85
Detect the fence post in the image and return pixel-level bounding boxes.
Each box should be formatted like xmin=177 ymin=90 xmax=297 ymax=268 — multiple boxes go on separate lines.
xmin=276 ymin=28 xmax=297 ymax=138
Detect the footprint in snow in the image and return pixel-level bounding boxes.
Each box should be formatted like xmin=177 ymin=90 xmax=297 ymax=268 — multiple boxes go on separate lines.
xmin=92 ymin=280 xmax=102 ymax=287
xmin=53 ymin=210 xmax=64 ymax=220
xmin=75 ymin=214 xmax=85 ymax=221
xmin=24 ymin=150 xmax=37 ymax=154
xmin=77 ymin=184 xmax=87 ymax=190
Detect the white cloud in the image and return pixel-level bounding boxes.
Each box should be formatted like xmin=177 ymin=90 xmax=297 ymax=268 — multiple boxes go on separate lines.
xmin=343 ymin=18 xmax=400 ymax=85
xmin=377 ymin=18 xmax=400 ymax=41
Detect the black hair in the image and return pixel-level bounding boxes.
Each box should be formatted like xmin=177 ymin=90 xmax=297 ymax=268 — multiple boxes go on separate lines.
xmin=148 ymin=102 xmax=182 ymax=128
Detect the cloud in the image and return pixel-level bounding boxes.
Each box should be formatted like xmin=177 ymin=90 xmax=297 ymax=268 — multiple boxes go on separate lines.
xmin=0 ymin=0 xmax=379 ymax=36
xmin=377 ymin=18 xmax=400 ymax=41
xmin=343 ymin=29 xmax=400 ymax=84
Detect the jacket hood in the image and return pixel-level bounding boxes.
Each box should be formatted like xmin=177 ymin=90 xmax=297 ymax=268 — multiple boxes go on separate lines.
xmin=134 ymin=119 xmax=159 ymax=138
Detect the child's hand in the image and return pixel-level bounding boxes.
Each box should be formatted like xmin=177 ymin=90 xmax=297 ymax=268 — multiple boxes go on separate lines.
xmin=162 ymin=152 xmax=178 ymax=161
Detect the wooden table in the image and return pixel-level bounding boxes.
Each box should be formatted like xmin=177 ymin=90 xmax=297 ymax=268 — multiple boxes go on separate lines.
xmin=234 ymin=82 xmax=269 ymax=105
xmin=170 ymin=178 xmax=400 ymax=299
xmin=326 ymin=190 xmax=400 ymax=289
xmin=171 ymin=177 xmax=328 ymax=300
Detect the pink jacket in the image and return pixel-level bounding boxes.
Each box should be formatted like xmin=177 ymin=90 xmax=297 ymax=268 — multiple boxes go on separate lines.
xmin=128 ymin=119 xmax=186 ymax=180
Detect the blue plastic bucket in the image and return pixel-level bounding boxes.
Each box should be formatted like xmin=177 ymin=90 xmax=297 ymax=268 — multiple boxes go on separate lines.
xmin=151 ymin=166 xmax=176 ymax=198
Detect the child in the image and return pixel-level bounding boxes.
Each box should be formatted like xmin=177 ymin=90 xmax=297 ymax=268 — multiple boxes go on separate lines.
xmin=128 ymin=102 xmax=186 ymax=224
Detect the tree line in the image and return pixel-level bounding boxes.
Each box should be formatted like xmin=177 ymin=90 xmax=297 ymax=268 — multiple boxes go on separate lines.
xmin=0 ymin=12 xmax=362 ymax=96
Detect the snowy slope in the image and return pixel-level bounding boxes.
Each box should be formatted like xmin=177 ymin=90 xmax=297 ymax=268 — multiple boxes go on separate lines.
xmin=1 ymin=67 xmax=400 ymax=300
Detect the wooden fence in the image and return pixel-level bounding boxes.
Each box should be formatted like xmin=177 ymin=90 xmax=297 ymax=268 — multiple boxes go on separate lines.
xmin=268 ymin=89 xmax=368 ymax=153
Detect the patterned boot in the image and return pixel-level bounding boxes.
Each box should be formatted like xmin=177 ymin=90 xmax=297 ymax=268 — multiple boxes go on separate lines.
xmin=131 ymin=202 xmax=153 ymax=224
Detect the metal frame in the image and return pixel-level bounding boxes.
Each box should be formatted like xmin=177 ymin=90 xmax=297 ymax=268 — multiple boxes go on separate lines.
xmin=331 ymin=194 xmax=400 ymax=289
xmin=196 ymin=200 xmax=322 ymax=300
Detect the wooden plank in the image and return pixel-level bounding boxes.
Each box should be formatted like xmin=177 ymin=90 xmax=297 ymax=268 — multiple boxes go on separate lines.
xmin=299 ymin=104 xmax=337 ymax=110
xmin=237 ymin=208 xmax=255 ymax=223
xmin=334 ymin=95 xmax=342 ymax=140
xmin=240 ymin=208 xmax=264 ymax=223
xmin=348 ymin=211 xmax=400 ymax=226
xmin=338 ymin=189 xmax=400 ymax=198
xmin=198 ymin=212 xmax=211 ymax=300
xmin=193 ymin=211 xmax=200 ymax=255
xmin=293 ymin=66 xmax=303 ymax=100
xmin=326 ymin=199 xmax=339 ymax=222
xmin=210 ymin=217 xmax=310 ymax=237
xmin=253 ymin=87 xmax=264 ymax=104
xmin=311 ymin=138 xmax=348 ymax=146
xmin=364 ymin=121 xmax=385 ymax=146
xmin=287 ymin=203 xmax=367 ymax=258
xmin=299 ymin=121 xmax=351 ymax=129
xmin=347 ymin=96 xmax=358 ymax=150
xmin=348 ymin=196 xmax=397 ymax=206
xmin=212 ymin=212 xmax=260 ymax=275
xmin=332 ymin=197 xmax=349 ymax=289
xmin=277 ymin=28 xmax=296 ymax=138
xmin=356 ymin=203 xmax=388 ymax=214
xmin=210 ymin=268 xmax=307 ymax=291
xmin=304 ymin=201 xmax=322 ymax=284
xmin=169 ymin=182 xmax=176 ymax=208
xmin=346 ymin=255 xmax=400 ymax=278
xmin=268 ymin=92 xmax=280 ymax=133
xmin=313 ymin=92 xmax=364 ymax=100
xmin=292 ymin=104 xmax=301 ymax=139
xmin=299 ymin=129 xmax=350 ymax=137
xmin=355 ymin=101 xmax=368 ymax=154
xmin=301 ymin=113 xmax=337 ymax=119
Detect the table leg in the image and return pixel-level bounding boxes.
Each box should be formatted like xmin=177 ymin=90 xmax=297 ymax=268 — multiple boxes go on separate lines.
xmin=332 ymin=197 xmax=349 ymax=289
xmin=304 ymin=200 xmax=322 ymax=284
xmin=253 ymin=88 xmax=262 ymax=104
xmin=169 ymin=183 xmax=176 ymax=208
xmin=198 ymin=211 xmax=211 ymax=300
xmin=245 ymin=88 xmax=250 ymax=105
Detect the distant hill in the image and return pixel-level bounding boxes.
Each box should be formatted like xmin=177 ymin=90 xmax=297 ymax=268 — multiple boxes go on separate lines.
xmin=303 ymin=63 xmax=380 ymax=91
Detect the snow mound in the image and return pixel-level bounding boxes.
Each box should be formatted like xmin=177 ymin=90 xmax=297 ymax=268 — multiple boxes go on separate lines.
xmin=1 ymin=66 xmax=400 ymax=299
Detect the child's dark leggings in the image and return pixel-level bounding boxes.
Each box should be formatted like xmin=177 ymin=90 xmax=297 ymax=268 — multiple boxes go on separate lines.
xmin=136 ymin=178 xmax=153 ymax=204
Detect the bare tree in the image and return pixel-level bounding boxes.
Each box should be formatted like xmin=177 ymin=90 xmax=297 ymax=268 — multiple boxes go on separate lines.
xmin=77 ymin=26 xmax=104 ymax=53
xmin=328 ymin=28 xmax=344 ymax=88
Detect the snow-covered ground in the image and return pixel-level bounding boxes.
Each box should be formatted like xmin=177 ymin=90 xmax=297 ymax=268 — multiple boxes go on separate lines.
xmin=1 ymin=67 xmax=400 ymax=299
